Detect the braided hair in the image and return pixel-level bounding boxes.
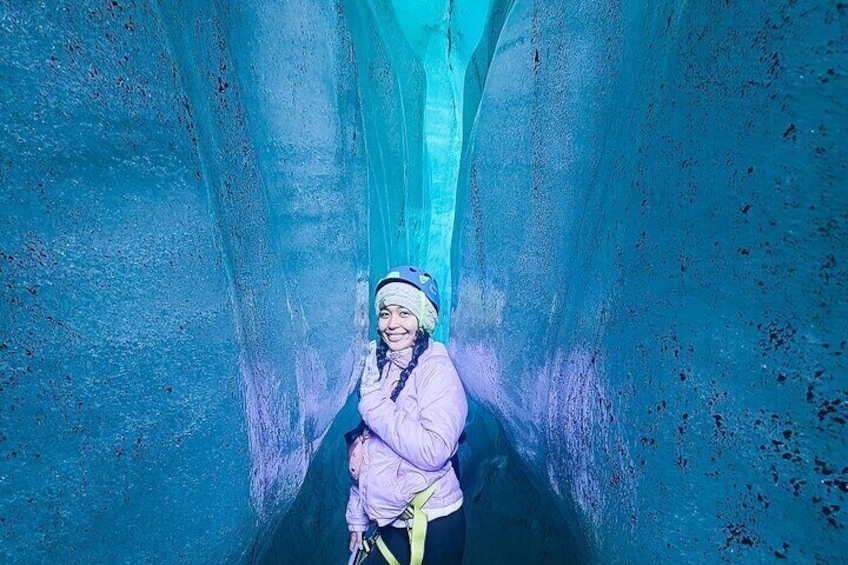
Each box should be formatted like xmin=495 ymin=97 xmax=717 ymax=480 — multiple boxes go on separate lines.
xmin=377 ymin=329 xmax=430 ymax=402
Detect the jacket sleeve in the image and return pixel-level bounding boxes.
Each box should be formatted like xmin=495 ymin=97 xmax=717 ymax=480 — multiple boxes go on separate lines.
xmin=359 ymin=356 xmax=467 ymax=472
xmin=346 ymin=485 xmax=370 ymax=532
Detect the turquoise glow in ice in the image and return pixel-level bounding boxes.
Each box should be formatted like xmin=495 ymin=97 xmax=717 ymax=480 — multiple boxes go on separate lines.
xmin=349 ymin=0 xmax=496 ymax=340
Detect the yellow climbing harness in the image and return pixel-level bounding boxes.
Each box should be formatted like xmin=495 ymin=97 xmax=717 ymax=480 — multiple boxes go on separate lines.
xmin=356 ymin=483 xmax=437 ymax=565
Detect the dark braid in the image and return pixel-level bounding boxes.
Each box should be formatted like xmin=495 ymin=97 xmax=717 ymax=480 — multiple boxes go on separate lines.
xmin=390 ymin=330 xmax=430 ymax=401
xmin=376 ymin=337 xmax=389 ymax=375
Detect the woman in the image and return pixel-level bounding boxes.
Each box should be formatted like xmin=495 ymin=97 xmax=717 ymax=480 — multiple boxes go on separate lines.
xmin=345 ymin=266 xmax=468 ymax=565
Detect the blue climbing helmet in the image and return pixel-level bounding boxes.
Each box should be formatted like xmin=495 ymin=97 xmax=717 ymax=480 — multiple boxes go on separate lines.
xmin=375 ymin=265 xmax=440 ymax=313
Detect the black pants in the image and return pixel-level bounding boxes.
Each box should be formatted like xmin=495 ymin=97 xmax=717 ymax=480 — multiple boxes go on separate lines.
xmin=364 ymin=507 xmax=466 ymax=565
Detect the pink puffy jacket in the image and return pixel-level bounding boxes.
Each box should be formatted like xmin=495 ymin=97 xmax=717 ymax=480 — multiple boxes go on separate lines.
xmin=346 ymin=341 xmax=468 ymax=531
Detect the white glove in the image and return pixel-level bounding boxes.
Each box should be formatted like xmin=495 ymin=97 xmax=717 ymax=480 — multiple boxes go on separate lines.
xmin=359 ymin=340 xmax=381 ymax=396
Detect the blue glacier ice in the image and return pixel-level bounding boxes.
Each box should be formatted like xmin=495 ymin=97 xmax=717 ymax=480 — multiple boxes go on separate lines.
xmin=451 ymin=1 xmax=846 ymax=562
xmin=1 ymin=0 xmax=845 ymax=564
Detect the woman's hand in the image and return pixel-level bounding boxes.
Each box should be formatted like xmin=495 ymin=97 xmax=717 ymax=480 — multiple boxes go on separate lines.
xmin=359 ymin=340 xmax=381 ymax=396
xmin=349 ymin=530 xmax=363 ymax=553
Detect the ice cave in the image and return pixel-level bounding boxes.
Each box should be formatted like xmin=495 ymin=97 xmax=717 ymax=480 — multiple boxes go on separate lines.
xmin=1 ymin=1 xmax=845 ymax=563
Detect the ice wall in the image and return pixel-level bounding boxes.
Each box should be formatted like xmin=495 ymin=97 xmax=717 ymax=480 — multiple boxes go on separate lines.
xmin=1 ymin=1 xmax=366 ymax=562
xmin=452 ymin=0 xmax=847 ymax=563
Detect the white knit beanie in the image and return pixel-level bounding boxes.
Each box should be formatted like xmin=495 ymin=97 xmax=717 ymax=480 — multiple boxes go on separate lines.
xmin=374 ymin=282 xmax=439 ymax=333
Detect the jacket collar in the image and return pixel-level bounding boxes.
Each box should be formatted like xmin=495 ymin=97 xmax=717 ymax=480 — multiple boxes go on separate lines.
xmin=386 ymin=347 xmax=413 ymax=369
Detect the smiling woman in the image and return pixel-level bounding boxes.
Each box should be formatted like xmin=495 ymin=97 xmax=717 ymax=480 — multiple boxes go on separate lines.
xmin=345 ymin=266 xmax=468 ymax=565
xmin=375 ymin=266 xmax=440 ymax=353
xmin=378 ymin=304 xmax=420 ymax=351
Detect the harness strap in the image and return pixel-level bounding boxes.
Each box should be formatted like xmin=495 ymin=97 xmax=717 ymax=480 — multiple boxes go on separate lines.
xmin=375 ymin=537 xmax=401 ymax=565
xmin=407 ymin=483 xmax=436 ymax=565
xmin=375 ymin=483 xmax=437 ymax=565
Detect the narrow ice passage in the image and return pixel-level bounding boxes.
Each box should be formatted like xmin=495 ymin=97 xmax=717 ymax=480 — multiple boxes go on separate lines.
xmin=1 ymin=1 xmax=845 ymax=564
